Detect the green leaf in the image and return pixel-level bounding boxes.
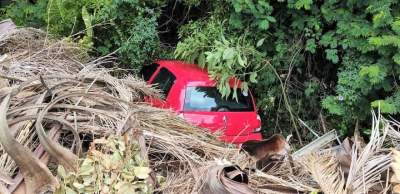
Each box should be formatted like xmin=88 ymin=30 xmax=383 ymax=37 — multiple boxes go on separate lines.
xmin=322 ymin=96 xmax=345 ymax=116
xmin=392 ymin=18 xmax=400 ymax=34
xmin=237 ymin=54 xmax=245 ymax=67
xmin=371 ymin=100 xmax=397 ymax=114
xmin=359 ymin=65 xmax=385 ymax=84
xmin=256 ymin=38 xmax=265 ymax=47
xmin=232 ymin=1 xmax=242 ymax=12
xmin=223 ymin=48 xmax=235 ymax=60
xmin=249 ymin=72 xmax=258 ymax=83
xmin=372 ymin=10 xmax=392 ymax=28
xmin=258 ymin=20 xmax=269 ymax=30
xmin=393 ymin=53 xmax=400 ymax=65
xmin=368 ymin=35 xmax=400 ymax=48
xmin=266 ymin=16 xmax=276 ymax=23
xmin=229 ymin=14 xmax=243 ymax=29
xmin=81 ymin=6 xmax=93 ymax=38
xmin=295 ymin=0 xmax=313 ymax=10
xmin=305 ymin=39 xmax=316 ymax=53
xmin=198 ymin=53 xmax=206 ymax=67
xmin=325 ymin=49 xmax=339 ymax=63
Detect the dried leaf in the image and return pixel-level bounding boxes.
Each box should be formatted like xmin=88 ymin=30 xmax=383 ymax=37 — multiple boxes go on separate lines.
xmin=0 ymin=94 xmax=58 ymax=193
xmin=301 ymin=154 xmax=345 ymax=194
xmin=199 ymin=164 xmax=255 ymax=194
xmin=394 ymin=184 xmax=400 ymax=194
xmin=133 ymin=167 xmax=151 ymax=179
xmin=57 ymin=166 xmax=67 ymax=178
xmin=116 ymin=182 xmax=136 ymax=194
xmin=65 ymin=187 xmax=77 ymax=194
xmin=392 ymin=149 xmax=400 ymax=182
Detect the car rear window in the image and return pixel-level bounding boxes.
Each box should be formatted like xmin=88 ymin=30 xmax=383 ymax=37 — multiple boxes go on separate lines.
xmin=184 ymin=86 xmax=254 ymax=112
xmin=140 ymin=63 xmax=159 ymax=81
xmin=151 ymin=67 xmax=176 ymax=97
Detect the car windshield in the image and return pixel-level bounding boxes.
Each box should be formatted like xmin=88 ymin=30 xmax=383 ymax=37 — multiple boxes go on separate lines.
xmin=184 ymin=86 xmax=254 ymax=112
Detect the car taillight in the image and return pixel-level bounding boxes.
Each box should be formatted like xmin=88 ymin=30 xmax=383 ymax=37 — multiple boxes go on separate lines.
xmin=254 ymin=114 xmax=262 ymax=132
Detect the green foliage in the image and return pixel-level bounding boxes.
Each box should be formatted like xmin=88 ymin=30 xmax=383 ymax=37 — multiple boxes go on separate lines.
xmin=175 ymin=21 xmax=264 ymax=97
xmin=371 ymin=90 xmax=400 ymax=114
xmin=229 ymin=0 xmax=275 ymax=30
xmin=118 ymin=16 xmax=159 ymax=68
xmin=293 ymin=0 xmax=313 ymax=10
xmin=322 ymin=96 xmax=345 ymax=116
xmin=2 ymin=0 xmax=162 ymax=69
xmin=0 ymin=0 xmax=47 ymax=27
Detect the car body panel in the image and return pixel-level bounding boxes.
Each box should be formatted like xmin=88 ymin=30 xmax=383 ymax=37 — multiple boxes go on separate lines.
xmin=142 ymin=60 xmax=262 ymax=144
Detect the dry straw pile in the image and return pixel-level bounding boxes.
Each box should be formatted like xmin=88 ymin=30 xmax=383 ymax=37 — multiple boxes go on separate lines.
xmin=0 ymin=25 xmax=400 ymax=194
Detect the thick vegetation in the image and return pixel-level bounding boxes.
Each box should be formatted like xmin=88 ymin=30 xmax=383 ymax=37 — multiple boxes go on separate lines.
xmin=2 ymin=0 xmax=400 ymax=143
xmin=1 ymin=0 xmax=162 ymax=69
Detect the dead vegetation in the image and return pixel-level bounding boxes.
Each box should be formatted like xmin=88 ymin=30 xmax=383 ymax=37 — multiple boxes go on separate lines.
xmin=1 ymin=26 xmax=400 ymax=194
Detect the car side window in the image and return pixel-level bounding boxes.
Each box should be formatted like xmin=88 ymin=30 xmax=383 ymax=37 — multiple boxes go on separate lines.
xmin=151 ymin=67 xmax=176 ymax=98
xmin=140 ymin=63 xmax=159 ymax=81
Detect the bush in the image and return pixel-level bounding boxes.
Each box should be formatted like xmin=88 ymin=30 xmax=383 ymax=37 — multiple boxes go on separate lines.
xmin=1 ymin=0 xmax=163 ymax=69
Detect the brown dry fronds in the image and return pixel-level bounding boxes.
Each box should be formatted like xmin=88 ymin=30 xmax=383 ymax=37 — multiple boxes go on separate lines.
xmin=345 ymin=113 xmax=392 ymax=194
xmin=300 ymin=153 xmax=345 ymax=194
xmin=0 ymin=94 xmax=58 ymax=193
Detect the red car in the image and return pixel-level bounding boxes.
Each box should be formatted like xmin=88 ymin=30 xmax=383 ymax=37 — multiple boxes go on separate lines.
xmin=140 ymin=60 xmax=262 ymax=144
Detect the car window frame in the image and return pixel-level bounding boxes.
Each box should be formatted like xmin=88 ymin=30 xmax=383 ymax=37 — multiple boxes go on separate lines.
xmin=183 ymin=86 xmax=254 ymax=112
xmin=140 ymin=63 xmax=160 ymax=82
xmin=150 ymin=67 xmax=176 ymax=98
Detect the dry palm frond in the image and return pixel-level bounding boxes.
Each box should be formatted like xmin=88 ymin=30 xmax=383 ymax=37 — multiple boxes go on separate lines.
xmin=300 ymin=153 xmax=345 ymax=194
xmin=196 ymin=163 xmax=256 ymax=194
xmin=388 ymin=119 xmax=400 ymax=148
xmin=392 ymin=149 xmax=400 ymax=194
xmin=0 ymin=94 xmax=58 ymax=193
xmin=345 ymin=113 xmax=392 ymax=194
xmin=293 ymin=130 xmax=337 ymax=160
xmin=253 ymin=169 xmax=317 ymax=193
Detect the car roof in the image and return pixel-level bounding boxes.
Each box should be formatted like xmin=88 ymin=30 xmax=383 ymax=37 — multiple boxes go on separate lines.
xmin=154 ymin=60 xmax=243 ymax=87
xmin=155 ymin=60 xmax=215 ymax=86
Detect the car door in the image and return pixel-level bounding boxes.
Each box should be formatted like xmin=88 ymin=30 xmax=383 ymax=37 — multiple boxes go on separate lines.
xmin=148 ymin=67 xmax=176 ymax=108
